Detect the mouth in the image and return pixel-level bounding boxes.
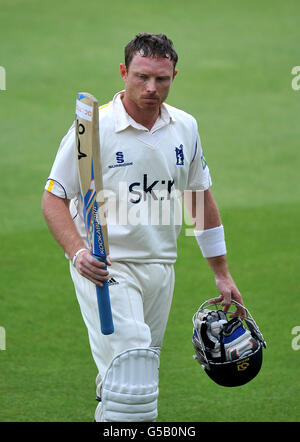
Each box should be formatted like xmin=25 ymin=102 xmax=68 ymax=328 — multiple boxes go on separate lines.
xmin=142 ymin=94 xmax=159 ymax=98
xmin=142 ymin=96 xmax=159 ymax=102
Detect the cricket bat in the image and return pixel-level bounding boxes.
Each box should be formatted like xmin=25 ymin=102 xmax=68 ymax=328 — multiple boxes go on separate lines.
xmin=75 ymin=92 xmax=114 ymax=335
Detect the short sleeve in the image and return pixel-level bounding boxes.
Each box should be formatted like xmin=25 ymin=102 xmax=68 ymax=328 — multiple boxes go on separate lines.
xmin=186 ymin=128 xmax=212 ymax=191
xmin=44 ymin=122 xmax=80 ymax=199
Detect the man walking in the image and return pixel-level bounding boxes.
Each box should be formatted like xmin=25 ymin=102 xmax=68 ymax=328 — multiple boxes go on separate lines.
xmin=42 ymin=33 xmax=244 ymax=422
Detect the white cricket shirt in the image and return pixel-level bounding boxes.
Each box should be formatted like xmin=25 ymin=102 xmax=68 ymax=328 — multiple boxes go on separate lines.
xmin=45 ymin=91 xmax=212 ymax=263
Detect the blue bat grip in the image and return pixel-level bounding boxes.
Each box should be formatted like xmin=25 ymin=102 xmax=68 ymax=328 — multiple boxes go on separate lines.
xmin=94 ymin=255 xmax=114 ymax=335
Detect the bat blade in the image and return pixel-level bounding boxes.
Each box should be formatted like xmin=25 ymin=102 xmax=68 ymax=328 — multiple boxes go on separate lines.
xmin=75 ymin=92 xmax=114 ymax=335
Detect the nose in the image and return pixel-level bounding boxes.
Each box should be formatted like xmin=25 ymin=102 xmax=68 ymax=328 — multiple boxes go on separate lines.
xmin=146 ymin=78 xmax=157 ymax=94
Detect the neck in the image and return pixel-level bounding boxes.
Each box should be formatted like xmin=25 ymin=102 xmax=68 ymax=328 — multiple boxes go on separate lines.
xmin=121 ymin=94 xmax=160 ymax=131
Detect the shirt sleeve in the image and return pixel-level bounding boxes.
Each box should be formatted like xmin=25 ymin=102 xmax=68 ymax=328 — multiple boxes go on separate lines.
xmin=44 ymin=122 xmax=80 ymax=199
xmin=186 ymin=125 xmax=212 ymax=191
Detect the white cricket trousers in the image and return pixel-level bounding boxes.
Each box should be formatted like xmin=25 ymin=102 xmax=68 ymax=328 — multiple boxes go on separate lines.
xmin=70 ymin=261 xmax=175 ymax=380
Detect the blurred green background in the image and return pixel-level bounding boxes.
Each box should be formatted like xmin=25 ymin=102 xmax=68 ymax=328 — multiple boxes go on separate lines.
xmin=0 ymin=0 xmax=299 ymax=422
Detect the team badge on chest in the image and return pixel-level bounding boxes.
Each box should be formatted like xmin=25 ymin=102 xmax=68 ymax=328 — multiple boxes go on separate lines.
xmin=175 ymin=144 xmax=184 ymax=166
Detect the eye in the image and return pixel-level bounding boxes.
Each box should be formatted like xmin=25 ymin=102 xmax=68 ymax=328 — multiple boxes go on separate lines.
xmin=137 ymin=74 xmax=147 ymax=80
xmin=157 ymin=76 xmax=169 ymax=83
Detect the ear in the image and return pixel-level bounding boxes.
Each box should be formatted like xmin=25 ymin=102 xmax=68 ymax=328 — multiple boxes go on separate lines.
xmin=173 ymin=69 xmax=178 ymax=80
xmin=120 ymin=63 xmax=127 ymax=81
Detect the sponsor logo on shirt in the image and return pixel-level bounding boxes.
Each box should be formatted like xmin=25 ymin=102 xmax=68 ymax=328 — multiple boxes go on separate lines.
xmin=129 ymin=174 xmax=175 ymax=204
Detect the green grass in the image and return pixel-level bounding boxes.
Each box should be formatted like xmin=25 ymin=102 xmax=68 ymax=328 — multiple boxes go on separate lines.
xmin=0 ymin=0 xmax=299 ymax=422
xmin=161 ymin=204 xmax=300 ymax=422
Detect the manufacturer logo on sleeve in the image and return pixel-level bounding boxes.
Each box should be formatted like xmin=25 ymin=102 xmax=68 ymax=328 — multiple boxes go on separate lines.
xmin=201 ymin=152 xmax=207 ymax=170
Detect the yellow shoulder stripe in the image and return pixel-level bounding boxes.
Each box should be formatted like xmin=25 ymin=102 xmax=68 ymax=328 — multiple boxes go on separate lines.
xmin=47 ymin=179 xmax=54 ymax=192
xmin=99 ymin=102 xmax=111 ymax=111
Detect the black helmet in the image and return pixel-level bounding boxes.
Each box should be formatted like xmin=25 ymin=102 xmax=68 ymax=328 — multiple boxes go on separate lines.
xmin=192 ymin=299 xmax=266 ymax=387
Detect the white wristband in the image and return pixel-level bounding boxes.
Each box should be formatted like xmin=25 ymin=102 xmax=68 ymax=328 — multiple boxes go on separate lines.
xmin=72 ymin=248 xmax=89 ymax=266
xmin=194 ymin=225 xmax=227 ymax=258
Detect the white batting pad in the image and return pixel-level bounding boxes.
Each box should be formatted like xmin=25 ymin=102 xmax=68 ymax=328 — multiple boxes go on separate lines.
xmin=101 ymin=348 xmax=160 ymax=422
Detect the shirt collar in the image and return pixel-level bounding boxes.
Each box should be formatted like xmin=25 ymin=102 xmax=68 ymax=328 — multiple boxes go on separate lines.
xmin=112 ymin=90 xmax=175 ymax=133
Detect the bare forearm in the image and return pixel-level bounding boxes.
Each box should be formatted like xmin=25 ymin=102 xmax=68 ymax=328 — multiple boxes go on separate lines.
xmin=184 ymin=189 xmax=221 ymax=231
xmin=206 ymin=254 xmax=230 ymax=278
xmin=41 ymin=191 xmax=85 ymax=260
xmin=186 ymin=188 xmax=245 ymax=315
xmin=207 ymin=255 xmax=232 ymax=292
xmin=203 ymin=189 xmax=222 ymax=229
xmin=41 ymin=190 xmax=110 ymax=286
xmin=202 ymin=191 xmax=230 ymax=277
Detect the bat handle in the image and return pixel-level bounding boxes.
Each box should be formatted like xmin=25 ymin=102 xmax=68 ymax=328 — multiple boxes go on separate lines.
xmin=94 ymin=255 xmax=114 ymax=335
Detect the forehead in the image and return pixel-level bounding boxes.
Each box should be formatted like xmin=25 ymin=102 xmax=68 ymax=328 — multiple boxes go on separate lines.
xmin=128 ymin=53 xmax=174 ymax=75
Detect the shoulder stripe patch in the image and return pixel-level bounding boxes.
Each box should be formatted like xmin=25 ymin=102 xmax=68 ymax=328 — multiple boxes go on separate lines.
xmin=99 ymin=102 xmax=111 ymax=111
xmin=47 ymin=179 xmax=54 ymax=192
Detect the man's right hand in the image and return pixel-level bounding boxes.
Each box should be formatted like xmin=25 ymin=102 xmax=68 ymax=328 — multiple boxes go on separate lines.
xmin=74 ymin=250 xmax=111 ymax=286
